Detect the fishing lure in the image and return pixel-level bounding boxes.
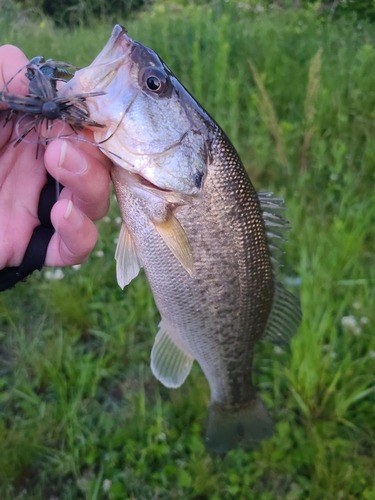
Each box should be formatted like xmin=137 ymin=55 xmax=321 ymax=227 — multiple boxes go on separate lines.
xmin=0 ymin=56 xmax=106 ymax=291
xmin=0 ymin=56 xmax=105 ymax=156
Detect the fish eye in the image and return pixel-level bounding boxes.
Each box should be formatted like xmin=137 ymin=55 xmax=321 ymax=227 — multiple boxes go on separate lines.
xmin=146 ymin=75 xmax=161 ymax=91
xmin=140 ymin=67 xmax=172 ymax=97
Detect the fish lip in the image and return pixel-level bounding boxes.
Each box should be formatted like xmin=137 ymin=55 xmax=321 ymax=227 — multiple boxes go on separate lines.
xmin=86 ymin=25 xmax=134 ymax=90
xmin=60 ymin=24 xmax=134 ymax=96
xmin=91 ymin=24 xmax=132 ymax=68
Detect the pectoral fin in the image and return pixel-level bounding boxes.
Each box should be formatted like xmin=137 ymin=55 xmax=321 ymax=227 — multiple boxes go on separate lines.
xmin=151 ymin=321 xmax=194 ymax=388
xmin=115 ymin=222 xmax=142 ymax=289
xmin=152 ymin=215 xmax=194 ymax=277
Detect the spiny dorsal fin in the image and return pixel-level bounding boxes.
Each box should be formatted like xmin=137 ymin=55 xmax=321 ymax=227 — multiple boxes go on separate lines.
xmin=261 ymin=280 xmax=302 ymax=346
xmin=115 ymin=222 xmax=142 ymax=289
xmin=258 ymin=191 xmax=291 ymax=272
xmin=152 ymin=214 xmax=194 ymax=277
xmin=151 ymin=321 xmax=194 ymax=388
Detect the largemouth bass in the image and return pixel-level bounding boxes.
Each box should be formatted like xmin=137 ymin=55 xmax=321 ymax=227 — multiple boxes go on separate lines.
xmin=61 ymin=25 xmax=301 ymax=453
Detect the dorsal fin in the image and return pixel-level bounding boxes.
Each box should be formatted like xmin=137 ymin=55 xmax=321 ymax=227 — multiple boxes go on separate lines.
xmin=261 ymin=280 xmax=302 ymax=346
xmin=258 ymin=192 xmax=302 ymax=345
xmin=258 ymin=191 xmax=291 ymax=272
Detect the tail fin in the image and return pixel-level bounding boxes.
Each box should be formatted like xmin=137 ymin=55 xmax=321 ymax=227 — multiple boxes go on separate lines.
xmin=205 ymin=395 xmax=274 ymax=454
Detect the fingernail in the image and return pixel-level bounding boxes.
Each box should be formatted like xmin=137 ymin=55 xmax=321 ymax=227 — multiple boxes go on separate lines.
xmin=58 ymin=140 xmax=67 ymax=168
xmin=64 ymin=200 xmax=83 ymax=228
xmin=59 ymin=140 xmax=88 ymax=175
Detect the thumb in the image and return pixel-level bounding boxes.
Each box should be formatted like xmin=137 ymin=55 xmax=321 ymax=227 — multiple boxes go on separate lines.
xmin=0 ymin=45 xmax=29 ymax=104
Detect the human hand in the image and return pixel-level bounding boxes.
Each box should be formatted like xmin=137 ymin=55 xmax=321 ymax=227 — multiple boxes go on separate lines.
xmin=0 ymin=45 xmax=111 ymax=275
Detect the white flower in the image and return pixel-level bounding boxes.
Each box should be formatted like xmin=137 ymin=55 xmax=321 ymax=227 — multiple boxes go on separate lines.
xmin=102 ymin=479 xmax=111 ymax=492
xmin=115 ymin=216 xmax=122 ymax=224
xmin=103 ymin=216 xmax=111 ymax=223
xmin=95 ymin=250 xmax=104 ymax=258
xmin=254 ymin=4 xmax=264 ymax=12
xmin=273 ymin=346 xmax=283 ymax=354
xmin=237 ymin=2 xmax=251 ymax=10
xmin=352 ymin=302 xmax=361 ymax=310
xmin=341 ymin=316 xmax=362 ymax=335
xmin=72 ymin=264 xmax=81 ymax=271
xmin=45 ymin=268 xmax=64 ymax=280
xmin=369 ymin=350 xmax=375 ymax=359
xmin=360 ymin=317 xmax=369 ymax=325
xmin=341 ymin=315 xmax=357 ymax=328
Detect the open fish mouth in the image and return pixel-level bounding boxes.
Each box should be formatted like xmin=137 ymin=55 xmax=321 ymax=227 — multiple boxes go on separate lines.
xmin=91 ymin=25 xmax=132 ymax=65
xmin=60 ymin=25 xmax=134 ymax=95
xmin=87 ymin=25 xmax=133 ymax=90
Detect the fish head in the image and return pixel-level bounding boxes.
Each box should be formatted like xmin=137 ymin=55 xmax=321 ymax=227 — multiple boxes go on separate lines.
xmin=60 ymin=25 xmax=210 ymax=195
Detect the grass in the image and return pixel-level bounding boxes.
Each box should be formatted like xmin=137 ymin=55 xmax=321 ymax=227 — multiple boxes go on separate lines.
xmin=1 ymin=1 xmax=375 ymax=499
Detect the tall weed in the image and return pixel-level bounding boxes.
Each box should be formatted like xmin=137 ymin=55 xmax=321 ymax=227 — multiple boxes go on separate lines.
xmin=301 ymin=47 xmax=323 ymax=173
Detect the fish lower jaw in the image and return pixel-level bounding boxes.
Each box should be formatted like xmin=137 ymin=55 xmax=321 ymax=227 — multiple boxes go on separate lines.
xmin=133 ymin=172 xmax=173 ymax=193
xmin=112 ymin=165 xmax=194 ymax=205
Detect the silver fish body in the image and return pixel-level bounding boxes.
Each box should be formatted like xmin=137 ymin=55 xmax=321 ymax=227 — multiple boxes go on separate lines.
xmin=61 ymin=25 xmax=301 ymax=452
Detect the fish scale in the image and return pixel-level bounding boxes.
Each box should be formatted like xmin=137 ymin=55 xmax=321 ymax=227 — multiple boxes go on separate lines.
xmin=113 ymin=128 xmax=273 ymax=406
xmin=61 ymin=24 xmax=301 ymax=453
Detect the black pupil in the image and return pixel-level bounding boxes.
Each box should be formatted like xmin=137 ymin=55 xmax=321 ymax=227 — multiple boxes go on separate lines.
xmin=147 ymin=76 xmax=161 ymax=91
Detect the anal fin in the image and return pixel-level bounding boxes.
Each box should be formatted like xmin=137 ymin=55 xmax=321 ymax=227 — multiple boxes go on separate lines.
xmin=151 ymin=321 xmax=194 ymax=388
xmin=115 ymin=222 xmax=142 ymax=289
xmin=262 ymin=280 xmax=302 ymax=346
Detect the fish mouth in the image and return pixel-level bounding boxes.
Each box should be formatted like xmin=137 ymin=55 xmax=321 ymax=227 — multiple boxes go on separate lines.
xmin=60 ymin=25 xmax=134 ymax=95
xmin=86 ymin=25 xmax=134 ymax=91
xmin=90 ymin=25 xmax=132 ymax=70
